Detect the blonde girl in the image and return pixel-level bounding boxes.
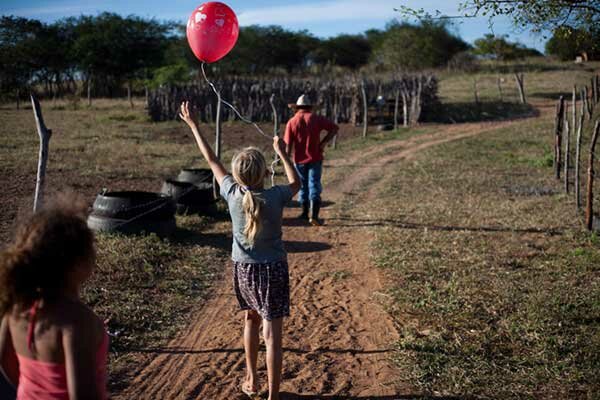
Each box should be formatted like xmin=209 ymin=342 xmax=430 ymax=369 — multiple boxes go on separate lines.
xmin=179 ymin=101 xmax=300 ymax=400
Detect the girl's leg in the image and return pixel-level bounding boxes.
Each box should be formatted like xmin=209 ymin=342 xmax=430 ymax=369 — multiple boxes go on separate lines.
xmin=263 ymin=317 xmax=283 ymax=400
xmin=244 ymin=310 xmax=261 ymax=392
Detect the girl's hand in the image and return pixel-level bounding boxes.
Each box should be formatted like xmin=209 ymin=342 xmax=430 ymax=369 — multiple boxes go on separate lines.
xmin=179 ymin=101 xmax=197 ymax=128
xmin=273 ymin=136 xmax=287 ymax=157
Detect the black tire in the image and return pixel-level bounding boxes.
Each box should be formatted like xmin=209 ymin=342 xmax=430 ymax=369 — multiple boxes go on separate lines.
xmin=160 ymin=180 xmax=216 ymax=215
xmin=91 ymin=191 xmax=176 ymax=220
xmin=177 ymin=168 xmax=214 ymax=186
xmin=88 ymin=191 xmax=177 ymax=237
xmin=88 ymin=214 xmax=176 ymax=237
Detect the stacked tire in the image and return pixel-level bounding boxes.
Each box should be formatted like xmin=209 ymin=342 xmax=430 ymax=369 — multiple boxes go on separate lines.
xmin=160 ymin=168 xmax=217 ymax=215
xmin=87 ymin=191 xmax=176 ymax=237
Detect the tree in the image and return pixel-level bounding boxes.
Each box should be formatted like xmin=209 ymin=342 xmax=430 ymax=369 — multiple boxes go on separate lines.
xmin=0 ymin=16 xmax=43 ymax=99
xmin=473 ymin=34 xmax=542 ymax=60
xmin=375 ymin=20 xmax=469 ymax=70
xmin=397 ymin=1 xmax=600 ymax=32
xmin=545 ymin=26 xmax=599 ymax=60
xmin=216 ymin=25 xmax=318 ymax=73
xmin=70 ymin=13 xmax=170 ymax=97
xmin=312 ymin=35 xmax=371 ymax=69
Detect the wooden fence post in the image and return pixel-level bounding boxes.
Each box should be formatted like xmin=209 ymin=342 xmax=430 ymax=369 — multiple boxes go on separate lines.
xmin=31 ymin=94 xmax=52 ymax=211
xmin=127 ymin=80 xmax=134 ymax=109
xmin=595 ymin=75 xmax=600 ymax=104
xmin=564 ymin=115 xmax=570 ymax=193
xmin=497 ymin=76 xmax=503 ymax=102
xmin=575 ymin=112 xmax=584 ymax=210
xmin=393 ymin=88 xmax=400 ymax=131
xmin=87 ymin=74 xmax=92 ymax=107
xmin=584 ymin=86 xmax=593 ymax=120
xmin=572 ymin=85 xmax=577 ymax=135
xmin=361 ymin=79 xmax=368 ymax=138
xmin=514 ymin=73 xmax=526 ymax=104
xmin=554 ymin=96 xmax=565 ymax=180
xmin=473 ymin=77 xmax=480 ymax=104
xmin=332 ymin=90 xmax=339 ymax=149
xmin=269 ymin=93 xmax=278 ymax=137
xmin=586 ymin=120 xmax=600 ymax=230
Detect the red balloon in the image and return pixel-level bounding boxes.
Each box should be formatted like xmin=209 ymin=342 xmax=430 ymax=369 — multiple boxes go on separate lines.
xmin=186 ymin=2 xmax=239 ymax=63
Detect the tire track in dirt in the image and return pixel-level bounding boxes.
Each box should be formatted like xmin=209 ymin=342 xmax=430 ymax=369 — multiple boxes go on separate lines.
xmin=117 ymin=116 xmax=532 ymax=399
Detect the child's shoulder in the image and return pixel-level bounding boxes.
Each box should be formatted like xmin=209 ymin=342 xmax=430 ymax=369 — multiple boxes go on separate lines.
xmin=57 ymin=299 xmax=104 ymax=334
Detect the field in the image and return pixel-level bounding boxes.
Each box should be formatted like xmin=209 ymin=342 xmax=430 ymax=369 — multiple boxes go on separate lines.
xmin=1 ymin=60 xmax=599 ymax=398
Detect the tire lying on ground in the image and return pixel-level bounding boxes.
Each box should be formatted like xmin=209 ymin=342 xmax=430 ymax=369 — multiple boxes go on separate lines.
xmin=177 ymin=168 xmax=213 ymax=186
xmin=87 ymin=191 xmax=176 ymax=237
xmin=160 ymin=179 xmax=217 ymax=215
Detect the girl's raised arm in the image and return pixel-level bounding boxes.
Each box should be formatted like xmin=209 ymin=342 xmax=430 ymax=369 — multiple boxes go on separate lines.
xmin=273 ymin=136 xmax=301 ymax=195
xmin=179 ymin=101 xmax=228 ymax=185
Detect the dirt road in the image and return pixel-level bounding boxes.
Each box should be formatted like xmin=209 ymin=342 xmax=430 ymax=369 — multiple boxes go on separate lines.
xmin=117 ymin=117 xmax=526 ymax=399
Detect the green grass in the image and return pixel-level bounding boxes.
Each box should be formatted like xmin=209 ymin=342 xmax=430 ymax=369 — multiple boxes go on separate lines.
xmin=84 ymin=214 xmax=229 ymax=391
xmin=366 ymin=110 xmax=600 ymax=398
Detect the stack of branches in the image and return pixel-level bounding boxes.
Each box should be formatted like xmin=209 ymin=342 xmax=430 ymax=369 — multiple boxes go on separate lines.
xmin=147 ymin=73 xmax=439 ymax=126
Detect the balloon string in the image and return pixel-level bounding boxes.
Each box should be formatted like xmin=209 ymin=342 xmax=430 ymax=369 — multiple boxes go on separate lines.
xmin=200 ymin=62 xmax=279 ymax=186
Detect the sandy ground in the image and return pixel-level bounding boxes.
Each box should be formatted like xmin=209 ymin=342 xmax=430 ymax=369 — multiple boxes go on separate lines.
xmin=115 ymin=113 xmax=530 ymax=399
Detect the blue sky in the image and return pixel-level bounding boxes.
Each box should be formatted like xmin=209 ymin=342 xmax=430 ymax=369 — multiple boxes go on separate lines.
xmin=1 ymin=0 xmax=548 ymax=51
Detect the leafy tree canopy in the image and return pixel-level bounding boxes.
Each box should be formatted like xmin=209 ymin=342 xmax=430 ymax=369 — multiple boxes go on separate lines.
xmin=374 ymin=19 xmax=469 ymax=70
xmin=473 ymin=34 xmax=542 ymax=60
xmin=545 ymin=26 xmax=600 ymax=60
xmin=397 ymin=1 xmax=600 ymax=32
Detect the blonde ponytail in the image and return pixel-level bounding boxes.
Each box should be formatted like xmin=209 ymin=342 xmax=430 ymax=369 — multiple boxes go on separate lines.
xmin=242 ymin=190 xmax=263 ymax=245
xmin=232 ymin=147 xmax=268 ymax=246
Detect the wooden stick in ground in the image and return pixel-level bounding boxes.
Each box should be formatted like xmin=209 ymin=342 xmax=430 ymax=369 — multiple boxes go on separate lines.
xmin=564 ymin=115 xmax=570 ymax=193
xmin=584 ymin=86 xmax=592 ymax=120
xmin=514 ymin=72 xmax=526 ymax=104
xmin=31 ymin=94 xmax=52 ymax=211
xmin=572 ymin=85 xmax=577 ymax=135
xmin=393 ymin=88 xmax=400 ymax=131
xmin=586 ymin=120 xmax=600 ymax=230
xmin=596 ymin=75 xmax=600 ymax=105
xmin=554 ymin=96 xmax=565 ymax=180
xmin=575 ymin=112 xmax=584 ymax=210
xmin=87 ymin=74 xmax=92 ymax=107
xmin=269 ymin=93 xmax=278 ymax=137
xmin=361 ymin=79 xmax=368 ymax=138
xmin=497 ymin=76 xmax=503 ymax=102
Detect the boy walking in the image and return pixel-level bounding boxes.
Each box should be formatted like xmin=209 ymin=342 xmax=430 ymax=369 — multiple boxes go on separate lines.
xmin=284 ymin=95 xmax=339 ymax=226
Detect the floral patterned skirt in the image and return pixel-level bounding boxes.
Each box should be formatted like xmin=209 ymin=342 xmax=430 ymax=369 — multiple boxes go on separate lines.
xmin=232 ymin=260 xmax=290 ymax=321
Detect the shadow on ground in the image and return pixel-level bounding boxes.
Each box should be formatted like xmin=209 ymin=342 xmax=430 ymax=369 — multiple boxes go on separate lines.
xmin=432 ymin=101 xmax=537 ymax=124
xmin=124 ymin=346 xmax=391 ymax=355
xmin=172 ymin=228 xmax=231 ymax=250
xmin=279 ymin=394 xmax=465 ymax=400
xmin=287 ymin=200 xmax=336 ymax=209
xmin=328 ymin=217 xmax=562 ymax=235
xmin=284 ymin=240 xmax=332 ymax=253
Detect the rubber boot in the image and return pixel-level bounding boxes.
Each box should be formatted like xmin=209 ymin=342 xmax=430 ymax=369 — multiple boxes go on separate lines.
xmin=310 ymin=200 xmax=322 ymax=226
xmin=298 ymin=202 xmax=309 ymax=220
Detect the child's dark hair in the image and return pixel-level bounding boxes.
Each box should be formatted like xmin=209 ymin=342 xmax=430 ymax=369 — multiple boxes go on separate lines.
xmin=0 ymin=193 xmax=95 ymax=315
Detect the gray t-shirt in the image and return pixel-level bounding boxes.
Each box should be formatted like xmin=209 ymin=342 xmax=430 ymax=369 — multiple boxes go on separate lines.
xmin=220 ymin=175 xmax=293 ymax=264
